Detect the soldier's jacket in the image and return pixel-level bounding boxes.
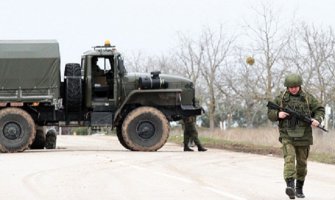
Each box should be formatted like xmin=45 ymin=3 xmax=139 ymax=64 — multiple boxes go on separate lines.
xmin=268 ymin=89 xmax=325 ymax=146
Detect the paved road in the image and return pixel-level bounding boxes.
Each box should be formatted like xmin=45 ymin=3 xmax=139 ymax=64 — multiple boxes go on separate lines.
xmin=0 ymin=135 xmax=334 ymax=200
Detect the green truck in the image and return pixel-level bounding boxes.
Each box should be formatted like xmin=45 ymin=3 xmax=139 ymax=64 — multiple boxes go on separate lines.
xmin=0 ymin=40 xmax=202 ymax=153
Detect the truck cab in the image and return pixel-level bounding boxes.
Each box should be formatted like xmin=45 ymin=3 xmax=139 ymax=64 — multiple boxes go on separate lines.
xmin=83 ymin=52 xmax=119 ymax=111
xmin=82 ymin=44 xmax=125 ymax=111
xmin=64 ymin=42 xmax=127 ymax=126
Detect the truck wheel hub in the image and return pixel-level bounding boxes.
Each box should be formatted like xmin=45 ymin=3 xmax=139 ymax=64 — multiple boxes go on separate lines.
xmin=136 ymin=121 xmax=155 ymax=139
xmin=3 ymin=122 xmax=21 ymax=140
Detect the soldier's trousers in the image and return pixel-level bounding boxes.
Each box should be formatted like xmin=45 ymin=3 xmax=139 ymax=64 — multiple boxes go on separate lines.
xmin=183 ymin=130 xmax=201 ymax=146
xmin=282 ymin=138 xmax=310 ymax=181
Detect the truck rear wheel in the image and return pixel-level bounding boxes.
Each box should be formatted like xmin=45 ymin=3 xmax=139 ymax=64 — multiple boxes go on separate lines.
xmin=30 ymin=127 xmax=45 ymax=149
xmin=122 ymin=106 xmax=169 ymax=151
xmin=0 ymin=108 xmax=36 ymax=153
xmin=45 ymin=129 xmax=57 ymax=149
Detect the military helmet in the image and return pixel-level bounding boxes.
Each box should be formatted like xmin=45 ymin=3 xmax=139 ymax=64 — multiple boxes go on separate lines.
xmin=284 ymin=73 xmax=303 ymax=87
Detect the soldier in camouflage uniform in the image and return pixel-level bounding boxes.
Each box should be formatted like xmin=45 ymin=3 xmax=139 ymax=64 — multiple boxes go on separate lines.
xmin=268 ymin=74 xmax=325 ymax=199
xmin=182 ymin=116 xmax=207 ymax=152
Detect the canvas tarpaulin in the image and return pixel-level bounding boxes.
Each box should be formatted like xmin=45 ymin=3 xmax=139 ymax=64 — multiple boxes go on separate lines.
xmin=0 ymin=40 xmax=61 ymax=101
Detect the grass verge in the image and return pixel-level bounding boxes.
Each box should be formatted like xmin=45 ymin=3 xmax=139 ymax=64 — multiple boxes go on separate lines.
xmin=169 ymin=127 xmax=335 ymax=165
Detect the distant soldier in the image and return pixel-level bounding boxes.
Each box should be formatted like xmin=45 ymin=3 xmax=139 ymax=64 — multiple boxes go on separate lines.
xmin=182 ymin=116 xmax=207 ymax=152
xmin=267 ymin=73 xmax=325 ymax=199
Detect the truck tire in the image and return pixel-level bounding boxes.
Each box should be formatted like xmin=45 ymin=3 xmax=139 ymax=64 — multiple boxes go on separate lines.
xmin=65 ymin=77 xmax=82 ymax=112
xmin=65 ymin=63 xmax=81 ymax=76
xmin=30 ymin=127 xmax=45 ymax=149
xmin=116 ymin=125 xmax=132 ymax=150
xmin=45 ymin=129 xmax=57 ymax=149
xmin=0 ymin=108 xmax=36 ymax=153
xmin=122 ymin=106 xmax=169 ymax=151
xmin=64 ymin=63 xmax=82 ymax=112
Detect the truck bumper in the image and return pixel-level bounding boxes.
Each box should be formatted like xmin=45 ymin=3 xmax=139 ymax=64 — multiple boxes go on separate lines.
xmin=180 ymin=104 xmax=203 ymax=116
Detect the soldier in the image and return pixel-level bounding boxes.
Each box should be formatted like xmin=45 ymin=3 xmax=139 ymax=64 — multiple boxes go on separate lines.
xmin=267 ymin=73 xmax=325 ymax=199
xmin=182 ymin=116 xmax=207 ymax=152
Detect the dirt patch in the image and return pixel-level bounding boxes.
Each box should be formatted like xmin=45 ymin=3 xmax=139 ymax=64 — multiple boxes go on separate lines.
xmin=197 ymin=140 xmax=335 ymax=164
xmin=205 ymin=141 xmax=283 ymax=157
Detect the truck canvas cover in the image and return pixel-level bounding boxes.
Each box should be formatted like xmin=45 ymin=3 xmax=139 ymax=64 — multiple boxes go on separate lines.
xmin=0 ymin=40 xmax=60 ymax=102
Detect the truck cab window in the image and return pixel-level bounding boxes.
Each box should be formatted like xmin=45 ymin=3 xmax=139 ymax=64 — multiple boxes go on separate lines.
xmin=95 ymin=57 xmax=111 ymax=71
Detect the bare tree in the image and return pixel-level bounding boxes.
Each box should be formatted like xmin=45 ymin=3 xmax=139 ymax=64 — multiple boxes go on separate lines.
xmin=215 ymin=3 xmax=292 ymax=127
xmin=174 ymin=33 xmax=203 ymax=86
xmin=199 ymin=26 xmax=235 ymax=130
xmin=126 ymin=51 xmax=169 ymax=73
xmin=244 ymin=3 xmax=291 ymax=101
xmin=125 ymin=51 xmax=145 ymax=72
xmin=216 ymin=51 xmax=264 ymax=127
xmin=287 ymin=23 xmax=335 ymax=104
xmin=174 ymin=26 xmax=235 ymax=129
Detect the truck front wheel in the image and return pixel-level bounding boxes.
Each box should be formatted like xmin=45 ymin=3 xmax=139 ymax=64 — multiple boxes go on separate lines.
xmin=122 ymin=106 xmax=169 ymax=151
xmin=0 ymin=108 xmax=36 ymax=153
xmin=116 ymin=125 xmax=132 ymax=150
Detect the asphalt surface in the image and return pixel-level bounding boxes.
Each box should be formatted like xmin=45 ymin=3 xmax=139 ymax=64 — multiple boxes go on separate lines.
xmin=0 ymin=135 xmax=334 ymax=200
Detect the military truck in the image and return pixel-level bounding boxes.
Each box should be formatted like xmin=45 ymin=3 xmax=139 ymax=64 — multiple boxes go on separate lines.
xmin=0 ymin=40 xmax=202 ymax=153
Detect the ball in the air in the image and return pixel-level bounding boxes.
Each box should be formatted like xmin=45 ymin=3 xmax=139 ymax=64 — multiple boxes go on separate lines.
xmin=246 ymin=56 xmax=255 ymax=65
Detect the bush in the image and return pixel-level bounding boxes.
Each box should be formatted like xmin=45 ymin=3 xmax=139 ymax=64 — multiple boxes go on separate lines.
xmin=72 ymin=127 xmax=89 ymax=135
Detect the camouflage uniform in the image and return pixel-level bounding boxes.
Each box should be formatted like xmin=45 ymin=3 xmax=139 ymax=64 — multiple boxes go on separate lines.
xmin=268 ymin=74 xmax=324 ymax=199
xmin=182 ymin=116 xmax=207 ymax=152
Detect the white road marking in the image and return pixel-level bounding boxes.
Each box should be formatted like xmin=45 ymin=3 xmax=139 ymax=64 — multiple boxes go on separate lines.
xmin=124 ymin=162 xmax=247 ymax=200
xmin=204 ymin=186 xmax=248 ymax=200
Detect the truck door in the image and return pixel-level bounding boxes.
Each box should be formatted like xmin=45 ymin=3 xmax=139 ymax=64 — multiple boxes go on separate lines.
xmin=91 ymin=56 xmax=116 ymax=111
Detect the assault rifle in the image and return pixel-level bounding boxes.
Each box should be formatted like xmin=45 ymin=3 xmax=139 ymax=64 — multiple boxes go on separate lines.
xmin=267 ymin=101 xmax=328 ymax=132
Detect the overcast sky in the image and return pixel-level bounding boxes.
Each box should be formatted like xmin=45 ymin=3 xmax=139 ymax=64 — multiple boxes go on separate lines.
xmin=1 ymin=0 xmax=335 ymax=66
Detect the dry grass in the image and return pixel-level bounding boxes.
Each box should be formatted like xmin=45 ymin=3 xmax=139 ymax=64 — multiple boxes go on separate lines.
xmin=312 ymin=131 xmax=335 ymax=154
xmin=201 ymin=127 xmax=281 ymax=147
xmin=169 ymin=127 xmax=335 ymax=164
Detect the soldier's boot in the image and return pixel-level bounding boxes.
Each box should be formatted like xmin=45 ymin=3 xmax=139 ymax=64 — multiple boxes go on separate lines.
xmin=285 ymin=178 xmax=296 ymax=199
xmin=184 ymin=144 xmax=194 ymax=151
xmin=295 ymin=180 xmax=305 ymax=198
xmin=197 ymin=145 xmax=207 ymax=152
xmin=194 ymin=139 xmax=207 ymax=151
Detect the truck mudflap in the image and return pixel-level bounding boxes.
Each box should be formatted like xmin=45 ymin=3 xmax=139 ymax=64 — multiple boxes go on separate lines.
xmin=180 ymin=104 xmax=203 ymax=117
